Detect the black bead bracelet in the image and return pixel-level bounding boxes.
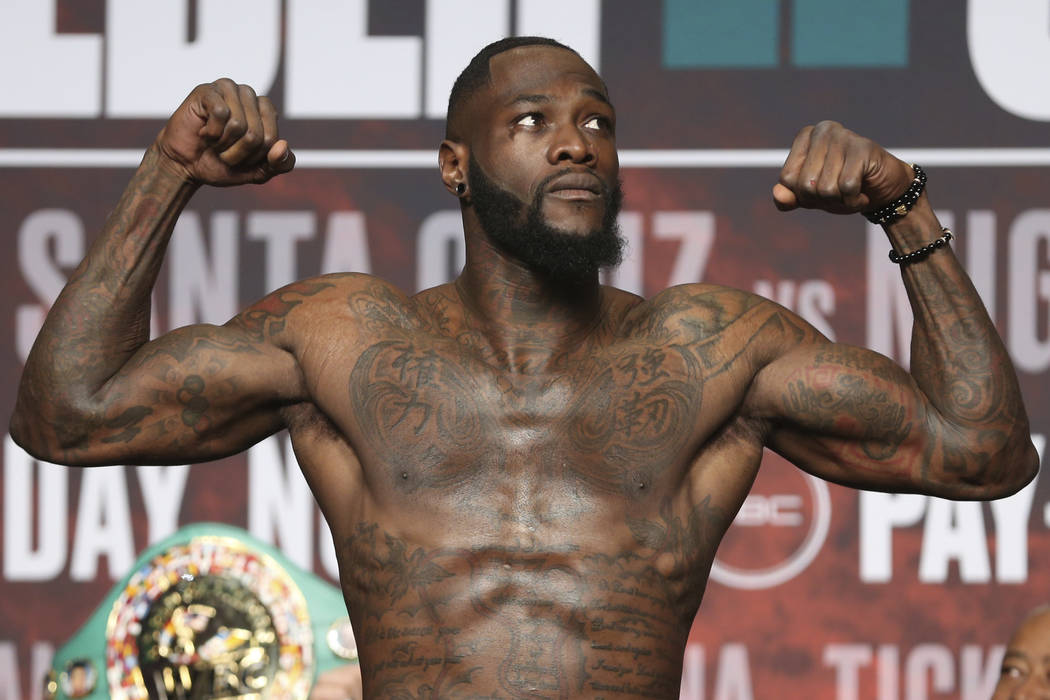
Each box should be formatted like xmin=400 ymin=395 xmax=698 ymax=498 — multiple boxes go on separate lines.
xmin=888 ymin=227 xmax=953 ymax=265
xmin=865 ymin=164 xmax=927 ymax=225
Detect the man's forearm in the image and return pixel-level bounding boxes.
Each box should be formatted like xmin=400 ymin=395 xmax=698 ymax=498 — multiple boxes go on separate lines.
xmin=13 ymin=146 xmax=197 ymax=447
xmin=890 ymin=194 xmax=1037 ymax=492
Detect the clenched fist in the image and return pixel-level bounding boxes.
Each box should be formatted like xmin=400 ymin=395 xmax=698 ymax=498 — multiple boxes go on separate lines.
xmin=773 ymin=120 xmax=914 ymax=216
xmin=154 ymin=78 xmax=295 ymax=187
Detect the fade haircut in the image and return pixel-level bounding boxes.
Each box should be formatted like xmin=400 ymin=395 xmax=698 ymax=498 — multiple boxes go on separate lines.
xmin=445 ymin=36 xmax=578 ymax=140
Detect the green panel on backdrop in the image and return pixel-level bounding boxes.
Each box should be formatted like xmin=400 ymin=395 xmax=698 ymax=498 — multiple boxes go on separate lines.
xmin=791 ymin=0 xmax=909 ymax=66
xmin=663 ymin=0 xmax=780 ymax=68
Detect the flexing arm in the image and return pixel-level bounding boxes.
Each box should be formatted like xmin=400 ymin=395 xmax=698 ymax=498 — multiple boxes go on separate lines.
xmin=747 ymin=121 xmax=1037 ymax=499
xmin=11 ymin=79 xmax=301 ymax=466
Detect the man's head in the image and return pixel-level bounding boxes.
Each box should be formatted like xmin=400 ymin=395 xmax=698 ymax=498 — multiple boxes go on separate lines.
xmin=445 ymin=36 xmax=581 ymax=142
xmin=66 ymin=662 xmax=91 ymax=695
xmin=993 ymin=605 xmax=1050 ymax=698
xmin=440 ymin=37 xmax=624 ymax=284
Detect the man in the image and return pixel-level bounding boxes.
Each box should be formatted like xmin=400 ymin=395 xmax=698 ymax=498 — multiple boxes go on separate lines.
xmin=12 ymin=36 xmax=1037 ymax=698
xmin=994 ymin=605 xmax=1050 ymax=699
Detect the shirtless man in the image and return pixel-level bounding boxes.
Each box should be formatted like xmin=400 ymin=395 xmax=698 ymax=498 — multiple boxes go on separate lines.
xmin=12 ymin=37 xmax=1037 ymax=698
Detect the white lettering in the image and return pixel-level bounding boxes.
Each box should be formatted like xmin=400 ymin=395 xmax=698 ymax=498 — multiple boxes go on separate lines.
xmin=989 ymin=434 xmax=1044 ymax=582
xmin=516 ymin=0 xmax=601 ymax=69
xmin=680 ymin=644 xmax=704 ymax=700
xmin=824 ymin=644 xmax=872 ymax=700
xmin=0 ymin=0 xmax=101 ymax=116
xmin=797 ymin=280 xmax=837 ymax=340
xmin=734 ymin=494 xmax=803 ymax=527
xmin=906 ymin=644 xmax=954 ymax=699
xmin=713 ymin=644 xmax=753 ymax=700
xmin=753 ymin=279 xmax=836 ymax=340
xmin=964 ymin=210 xmax=997 ymax=319
xmin=286 ymin=0 xmax=421 ymax=118
xmin=1007 ymin=209 xmax=1050 ymax=372
xmin=859 ymin=492 xmax=926 ymax=582
xmin=318 ymin=515 xmax=340 ymax=580
xmin=824 ymin=644 xmax=1005 ymax=698
xmin=753 ymin=280 xmax=792 ymax=304
xmin=968 ymin=0 xmax=1050 ymax=121
xmin=960 ymin=645 xmax=1005 ymax=700
xmin=603 ymin=212 xmax=644 ymax=294
xmin=989 ymin=477 xmax=1037 ymax=583
xmin=866 ymin=212 xmax=954 ymax=366
xmin=246 ymin=211 xmax=315 ymax=290
xmin=107 ymin=0 xmax=280 ymax=117
xmin=16 ymin=209 xmax=84 ymax=364
xmin=70 ymin=467 xmax=135 ymax=581
xmin=136 ymin=465 xmax=191 ymax=545
xmin=866 ymin=223 xmax=913 ymax=365
xmin=424 ymin=0 xmax=509 ymax=119
xmin=31 ymin=643 xmax=54 ymax=700
xmin=3 ymin=437 xmax=67 ymax=581
xmin=877 ymin=644 xmax=899 ymax=700
xmin=0 ymin=642 xmax=19 ymax=700
xmin=170 ymin=211 xmax=239 ymax=327
xmin=417 ymin=210 xmax=465 ymax=290
xmin=653 ymin=211 xmax=716 ymax=286
xmin=321 ymin=212 xmax=372 ymax=274
xmin=918 ymin=500 xmax=991 ymax=583
xmin=248 ymin=433 xmax=314 ymax=570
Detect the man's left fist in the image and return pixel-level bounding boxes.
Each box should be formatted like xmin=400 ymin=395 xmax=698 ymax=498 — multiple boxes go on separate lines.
xmin=773 ymin=120 xmax=914 ymax=215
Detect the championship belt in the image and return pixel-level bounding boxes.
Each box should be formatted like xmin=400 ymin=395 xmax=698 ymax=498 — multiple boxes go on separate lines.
xmin=44 ymin=523 xmax=358 ymax=700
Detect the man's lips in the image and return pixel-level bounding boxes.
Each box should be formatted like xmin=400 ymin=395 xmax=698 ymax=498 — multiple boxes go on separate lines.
xmin=545 ymin=172 xmax=604 ymax=200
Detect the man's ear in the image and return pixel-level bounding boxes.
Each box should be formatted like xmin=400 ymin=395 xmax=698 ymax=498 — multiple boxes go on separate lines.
xmin=439 ymin=140 xmax=469 ymax=198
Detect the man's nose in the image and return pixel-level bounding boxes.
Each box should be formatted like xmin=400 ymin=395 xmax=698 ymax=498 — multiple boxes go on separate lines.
xmin=547 ymin=124 xmax=594 ymax=165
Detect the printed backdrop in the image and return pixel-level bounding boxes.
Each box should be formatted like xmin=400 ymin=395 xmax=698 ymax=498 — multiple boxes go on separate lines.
xmin=2 ymin=1 xmax=1049 ymax=698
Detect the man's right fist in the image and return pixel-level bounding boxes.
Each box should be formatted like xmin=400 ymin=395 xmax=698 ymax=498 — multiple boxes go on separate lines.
xmin=154 ymin=78 xmax=295 ymax=187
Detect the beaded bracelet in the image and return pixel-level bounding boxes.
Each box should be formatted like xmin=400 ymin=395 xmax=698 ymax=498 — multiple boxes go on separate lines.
xmin=865 ymin=164 xmax=927 ymax=225
xmin=888 ymin=227 xmax=953 ymax=265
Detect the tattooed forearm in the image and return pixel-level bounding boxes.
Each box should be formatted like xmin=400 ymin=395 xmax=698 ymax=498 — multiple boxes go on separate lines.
xmin=11 ymin=149 xmax=302 ymax=465
xmin=12 ymin=148 xmax=198 ymax=453
xmin=889 ymin=203 xmax=1036 ymax=493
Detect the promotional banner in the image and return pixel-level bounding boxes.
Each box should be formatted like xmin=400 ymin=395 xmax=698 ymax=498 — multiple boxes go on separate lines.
xmin=2 ymin=1 xmax=1049 ymax=698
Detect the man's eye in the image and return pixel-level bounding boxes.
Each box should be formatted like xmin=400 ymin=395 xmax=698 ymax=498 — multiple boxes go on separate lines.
xmin=583 ymin=116 xmax=609 ymax=131
xmin=516 ymin=113 xmax=541 ymax=127
xmin=1002 ymin=665 xmax=1025 ymax=679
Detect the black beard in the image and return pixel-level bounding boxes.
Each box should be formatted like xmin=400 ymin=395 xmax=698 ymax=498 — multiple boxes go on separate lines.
xmin=467 ymin=153 xmax=624 ymax=285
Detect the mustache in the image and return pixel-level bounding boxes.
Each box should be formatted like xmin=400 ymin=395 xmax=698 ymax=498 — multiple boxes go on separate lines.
xmin=535 ymin=167 xmax=612 ymax=198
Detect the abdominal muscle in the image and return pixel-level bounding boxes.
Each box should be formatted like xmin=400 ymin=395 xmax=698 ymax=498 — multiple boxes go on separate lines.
xmin=336 ymin=516 xmax=709 ymax=700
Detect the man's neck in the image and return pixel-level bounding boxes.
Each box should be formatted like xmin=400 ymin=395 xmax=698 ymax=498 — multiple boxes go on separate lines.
xmin=453 ymin=237 xmax=605 ymax=370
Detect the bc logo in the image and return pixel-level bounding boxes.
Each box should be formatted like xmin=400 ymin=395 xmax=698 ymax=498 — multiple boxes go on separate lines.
xmin=710 ymin=450 xmax=832 ymax=590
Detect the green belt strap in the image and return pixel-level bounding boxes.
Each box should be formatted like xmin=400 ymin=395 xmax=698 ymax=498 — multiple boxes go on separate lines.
xmin=46 ymin=522 xmax=357 ymax=700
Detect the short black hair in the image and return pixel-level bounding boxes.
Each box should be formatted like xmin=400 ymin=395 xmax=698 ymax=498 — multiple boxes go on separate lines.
xmin=445 ymin=36 xmax=578 ymax=139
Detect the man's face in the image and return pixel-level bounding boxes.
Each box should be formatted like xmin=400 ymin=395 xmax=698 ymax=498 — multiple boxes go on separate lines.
xmin=465 ymin=46 xmax=624 ymax=281
xmin=69 ymin=667 xmax=88 ymax=694
xmin=993 ymin=608 xmax=1050 ymax=698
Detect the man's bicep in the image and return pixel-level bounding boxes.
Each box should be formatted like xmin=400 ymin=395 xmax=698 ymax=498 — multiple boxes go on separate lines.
xmin=748 ymin=341 xmax=939 ymax=494
xmin=68 ymin=321 xmax=304 ymax=465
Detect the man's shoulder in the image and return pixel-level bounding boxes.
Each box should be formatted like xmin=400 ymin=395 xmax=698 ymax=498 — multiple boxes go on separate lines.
xmin=620 ymin=283 xmax=775 ymax=339
xmin=233 ymin=273 xmax=414 ymax=337
xmin=246 ymin=272 xmax=401 ymax=306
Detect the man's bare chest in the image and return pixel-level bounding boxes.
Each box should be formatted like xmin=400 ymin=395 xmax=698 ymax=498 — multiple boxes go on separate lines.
xmin=310 ymin=329 xmax=718 ymax=496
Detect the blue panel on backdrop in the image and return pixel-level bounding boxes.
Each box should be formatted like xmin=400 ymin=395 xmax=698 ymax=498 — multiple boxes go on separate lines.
xmin=791 ymin=0 xmax=909 ymax=67
xmin=663 ymin=0 xmax=780 ymax=68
